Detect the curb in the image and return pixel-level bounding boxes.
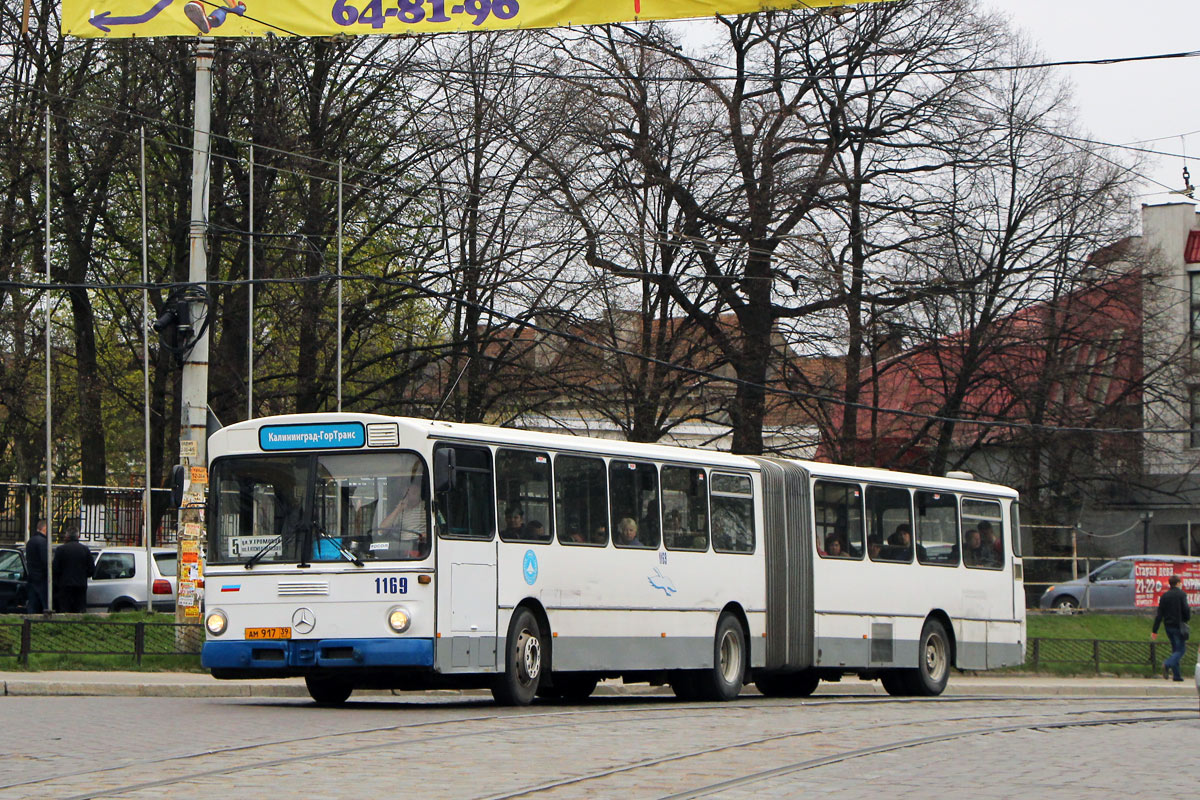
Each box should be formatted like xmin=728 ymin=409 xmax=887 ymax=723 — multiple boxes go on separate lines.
xmin=2 ymin=677 xmax=1194 ymax=699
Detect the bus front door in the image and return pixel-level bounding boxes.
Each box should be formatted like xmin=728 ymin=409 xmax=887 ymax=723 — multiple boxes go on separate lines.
xmin=433 ymin=443 xmax=498 ymax=673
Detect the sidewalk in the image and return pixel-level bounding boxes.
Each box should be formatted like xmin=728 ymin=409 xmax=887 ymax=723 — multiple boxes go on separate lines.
xmin=1 ymin=670 xmax=1195 ymax=698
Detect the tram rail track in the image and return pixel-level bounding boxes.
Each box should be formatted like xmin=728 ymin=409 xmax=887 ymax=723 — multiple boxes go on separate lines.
xmin=5 ymin=695 xmax=1194 ymax=800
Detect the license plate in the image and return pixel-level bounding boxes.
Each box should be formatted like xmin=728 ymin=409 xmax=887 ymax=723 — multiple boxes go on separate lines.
xmin=245 ymin=627 xmax=292 ymax=640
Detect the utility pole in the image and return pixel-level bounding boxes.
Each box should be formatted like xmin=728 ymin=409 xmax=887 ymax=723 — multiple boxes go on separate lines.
xmin=175 ymin=39 xmax=215 ymax=625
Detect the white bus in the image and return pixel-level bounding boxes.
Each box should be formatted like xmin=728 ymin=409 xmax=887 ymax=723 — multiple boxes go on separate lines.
xmin=201 ymin=413 xmax=1024 ymax=704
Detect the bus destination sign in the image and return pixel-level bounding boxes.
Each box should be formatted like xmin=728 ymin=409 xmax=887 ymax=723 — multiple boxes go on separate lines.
xmin=259 ymin=422 xmax=366 ymax=451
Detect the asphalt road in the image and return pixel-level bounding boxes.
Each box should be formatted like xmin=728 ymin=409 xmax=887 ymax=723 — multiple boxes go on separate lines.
xmin=2 ymin=688 xmax=1198 ymax=799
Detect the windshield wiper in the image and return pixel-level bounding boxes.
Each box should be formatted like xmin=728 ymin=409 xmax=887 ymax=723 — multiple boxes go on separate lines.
xmin=244 ymin=534 xmax=284 ymax=570
xmin=313 ymin=523 xmax=364 ymax=567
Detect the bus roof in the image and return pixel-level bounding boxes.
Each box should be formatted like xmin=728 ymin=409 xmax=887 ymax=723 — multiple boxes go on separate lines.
xmin=210 ymin=412 xmax=1016 ymax=497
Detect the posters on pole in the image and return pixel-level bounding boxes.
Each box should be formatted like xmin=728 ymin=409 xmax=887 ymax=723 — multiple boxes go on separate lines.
xmin=64 ymin=0 xmax=891 ymax=38
xmin=1134 ymin=560 xmax=1200 ymax=608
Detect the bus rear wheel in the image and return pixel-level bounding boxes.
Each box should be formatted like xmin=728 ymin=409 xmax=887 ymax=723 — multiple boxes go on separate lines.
xmin=493 ymin=607 xmax=543 ymax=706
xmin=755 ymin=670 xmax=819 ymax=698
xmin=909 ymin=619 xmax=950 ymax=696
xmin=694 ymin=614 xmax=746 ymax=702
xmin=538 ymin=673 xmax=598 ymax=702
xmin=305 ymin=675 xmax=353 ymax=705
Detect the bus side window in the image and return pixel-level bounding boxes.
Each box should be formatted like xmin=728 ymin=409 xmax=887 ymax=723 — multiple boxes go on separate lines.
xmin=434 ymin=444 xmax=495 ymax=540
xmin=555 ymin=455 xmax=608 ymax=546
xmin=813 ymin=480 xmax=864 ymax=559
xmin=961 ymin=498 xmax=1003 ymax=569
xmin=662 ymin=466 xmax=708 ymax=552
xmin=915 ymin=490 xmax=959 ymax=566
xmin=711 ymin=472 xmax=754 ymax=554
xmin=866 ymin=485 xmax=913 ymax=563
xmin=496 ymin=449 xmax=553 ymax=544
xmin=610 ymin=461 xmax=660 ymax=549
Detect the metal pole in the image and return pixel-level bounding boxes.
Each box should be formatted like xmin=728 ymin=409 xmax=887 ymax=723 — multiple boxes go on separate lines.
xmin=247 ymin=144 xmax=254 ymax=420
xmin=141 ymin=126 xmax=154 ymax=610
xmin=336 ymin=158 xmax=343 ymax=412
xmin=176 ymin=39 xmax=215 ymax=626
xmin=183 ymin=39 xmax=214 ymax=461
xmin=44 ymin=107 xmax=53 ymax=612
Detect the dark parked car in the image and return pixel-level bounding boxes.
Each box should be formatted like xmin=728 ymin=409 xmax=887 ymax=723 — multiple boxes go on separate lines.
xmin=0 ymin=547 xmax=28 ymax=613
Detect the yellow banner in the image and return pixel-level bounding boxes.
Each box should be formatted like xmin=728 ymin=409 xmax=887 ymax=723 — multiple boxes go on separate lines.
xmin=64 ymin=0 xmax=883 ymax=38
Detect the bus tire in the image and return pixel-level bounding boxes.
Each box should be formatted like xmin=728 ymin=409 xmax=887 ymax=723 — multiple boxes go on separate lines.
xmin=305 ymin=675 xmax=353 ymax=705
xmin=755 ymin=670 xmax=819 ymax=698
xmin=670 ymin=672 xmax=699 ymax=701
xmin=540 ymin=673 xmax=598 ymax=702
xmin=910 ymin=618 xmax=950 ymax=696
xmin=493 ymin=607 xmax=543 ymax=706
xmin=880 ymin=670 xmax=911 ymax=696
xmin=695 ymin=613 xmax=746 ymax=702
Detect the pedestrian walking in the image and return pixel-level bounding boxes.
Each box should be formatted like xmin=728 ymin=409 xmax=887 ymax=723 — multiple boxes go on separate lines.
xmin=25 ymin=519 xmax=50 ymax=614
xmin=52 ymin=528 xmax=94 ymax=614
xmin=1151 ymin=574 xmax=1191 ymax=682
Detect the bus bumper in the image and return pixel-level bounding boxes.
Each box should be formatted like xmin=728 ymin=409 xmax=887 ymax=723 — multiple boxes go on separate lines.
xmin=202 ymin=638 xmax=435 ymax=670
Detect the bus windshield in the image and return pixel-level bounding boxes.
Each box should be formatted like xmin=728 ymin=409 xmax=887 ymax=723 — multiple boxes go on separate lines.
xmin=210 ymin=451 xmax=429 ymax=565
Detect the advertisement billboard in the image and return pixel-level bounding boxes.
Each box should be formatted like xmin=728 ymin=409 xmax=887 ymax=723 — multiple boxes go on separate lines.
xmin=1134 ymin=559 xmax=1200 ymax=608
xmin=64 ymin=0 xmax=892 ymax=38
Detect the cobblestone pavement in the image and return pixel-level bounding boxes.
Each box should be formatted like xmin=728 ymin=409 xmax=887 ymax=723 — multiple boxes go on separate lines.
xmin=2 ymin=692 xmax=1197 ymax=799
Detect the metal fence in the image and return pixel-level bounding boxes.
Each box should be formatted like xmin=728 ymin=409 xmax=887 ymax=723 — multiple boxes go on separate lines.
xmin=0 ymin=483 xmax=178 ymax=548
xmin=0 ymin=618 xmax=203 ymax=665
xmin=1028 ymin=636 xmax=1198 ymax=675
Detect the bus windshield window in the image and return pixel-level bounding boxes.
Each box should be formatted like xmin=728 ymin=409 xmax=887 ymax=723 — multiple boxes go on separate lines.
xmin=210 ymin=452 xmax=429 ymax=565
xmin=610 ymin=461 xmax=660 ymax=549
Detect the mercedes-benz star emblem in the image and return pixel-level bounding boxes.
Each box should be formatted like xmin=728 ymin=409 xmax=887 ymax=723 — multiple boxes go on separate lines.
xmin=292 ymin=607 xmax=316 ymax=634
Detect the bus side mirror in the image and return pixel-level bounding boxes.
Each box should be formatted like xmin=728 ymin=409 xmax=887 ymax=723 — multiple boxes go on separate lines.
xmin=433 ymin=448 xmax=456 ymax=493
xmin=170 ymin=464 xmax=189 ymax=508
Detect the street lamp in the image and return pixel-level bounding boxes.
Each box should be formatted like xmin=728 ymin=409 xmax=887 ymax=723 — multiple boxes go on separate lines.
xmin=1141 ymin=510 xmax=1154 ymax=555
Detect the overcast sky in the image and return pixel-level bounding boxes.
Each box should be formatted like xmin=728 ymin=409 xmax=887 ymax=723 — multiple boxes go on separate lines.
xmin=988 ymin=0 xmax=1200 ymax=210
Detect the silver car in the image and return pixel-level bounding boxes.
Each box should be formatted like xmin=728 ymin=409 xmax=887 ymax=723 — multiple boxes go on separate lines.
xmin=1038 ymin=554 xmax=1200 ymax=611
xmin=87 ymin=547 xmax=178 ymax=612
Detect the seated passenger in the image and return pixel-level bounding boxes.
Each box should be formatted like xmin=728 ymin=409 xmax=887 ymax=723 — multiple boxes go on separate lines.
xmin=616 ymin=517 xmax=644 ymax=547
xmin=526 ymin=520 xmax=549 ymax=542
xmin=867 ymin=536 xmax=883 ymax=560
xmin=977 ymin=521 xmax=1002 ymax=566
xmin=823 ymin=534 xmax=847 ymax=558
xmin=962 ymin=528 xmax=985 ymax=566
xmin=883 ymin=523 xmax=914 ymax=560
xmin=500 ymin=506 xmax=526 ymax=540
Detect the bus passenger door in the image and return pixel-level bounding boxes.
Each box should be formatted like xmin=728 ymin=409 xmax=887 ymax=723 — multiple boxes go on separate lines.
xmin=433 ymin=443 xmax=498 ymax=672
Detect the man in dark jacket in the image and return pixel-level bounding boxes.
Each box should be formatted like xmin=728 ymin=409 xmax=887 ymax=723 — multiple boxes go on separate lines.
xmin=52 ymin=529 xmax=94 ymax=614
xmin=25 ymin=519 xmax=49 ymax=614
xmin=1151 ymin=574 xmax=1192 ymax=682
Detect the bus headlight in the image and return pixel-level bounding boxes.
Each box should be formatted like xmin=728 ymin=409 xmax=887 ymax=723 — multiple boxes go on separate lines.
xmin=205 ymin=610 xmax=228 ymax=636
xmin=387 ymin=606 xmax=412 ymax=633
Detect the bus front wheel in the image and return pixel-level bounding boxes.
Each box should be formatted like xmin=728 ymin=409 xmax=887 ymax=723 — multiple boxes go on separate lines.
xmin=493 ymin=607 xmax=543 ymax=706
xmin=695 ymin=614 xmax=746 ymax=702
xmin=305 ymin=675 xmax=353 ymax=705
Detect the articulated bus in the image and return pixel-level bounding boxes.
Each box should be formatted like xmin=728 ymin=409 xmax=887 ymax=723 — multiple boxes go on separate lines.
xmin=201 ymin=413 xmax=1025 ymax=704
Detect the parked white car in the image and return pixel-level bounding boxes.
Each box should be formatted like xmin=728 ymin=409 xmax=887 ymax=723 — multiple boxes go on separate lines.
xmin=87 ymin=547 xmax=178 ymax=612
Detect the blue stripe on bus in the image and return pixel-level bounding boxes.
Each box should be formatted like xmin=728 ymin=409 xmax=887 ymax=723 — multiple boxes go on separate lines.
xmin=202 ymin=637 xmax=434 ymax=669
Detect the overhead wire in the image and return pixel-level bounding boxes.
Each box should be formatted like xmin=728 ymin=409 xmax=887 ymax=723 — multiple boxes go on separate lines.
xmin=4 ymin=9 xmax=1199 ymax=440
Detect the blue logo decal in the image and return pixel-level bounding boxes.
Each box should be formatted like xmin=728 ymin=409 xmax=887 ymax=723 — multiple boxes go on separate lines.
xmin=648 ymin=567 xmax=677 ymax=596
xmin=523 ymin=549 xmax=538 ymax=585
xmin=259 ymin=422 xmax=365 ymax=451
